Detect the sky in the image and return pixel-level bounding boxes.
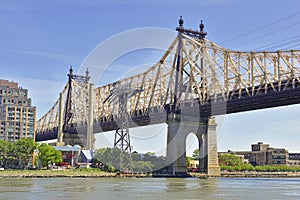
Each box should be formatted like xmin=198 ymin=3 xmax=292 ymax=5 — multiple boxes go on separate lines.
xmin=1 ymin=0 xmax=300 ymax=155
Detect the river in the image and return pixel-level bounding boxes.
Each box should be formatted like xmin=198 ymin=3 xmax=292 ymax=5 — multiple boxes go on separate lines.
xmin=0 ymin=177 xmax=299 ymax=200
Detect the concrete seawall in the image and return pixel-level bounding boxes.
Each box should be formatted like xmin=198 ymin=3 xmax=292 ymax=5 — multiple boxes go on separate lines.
xmin=219 ymin=171 xmax=300 ymax=178
xmin=1 ymin=170 xmax=300 ymax=178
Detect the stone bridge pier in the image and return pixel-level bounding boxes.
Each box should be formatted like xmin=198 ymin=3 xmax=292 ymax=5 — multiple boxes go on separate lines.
xmin=166 ymin=114 xmax=220 ymax=176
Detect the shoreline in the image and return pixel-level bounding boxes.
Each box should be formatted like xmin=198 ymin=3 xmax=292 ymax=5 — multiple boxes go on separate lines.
xmin=219 ymin=171 xmax=300 ymax=178
xmin=1 ymin=170 xmax=300 ymax=178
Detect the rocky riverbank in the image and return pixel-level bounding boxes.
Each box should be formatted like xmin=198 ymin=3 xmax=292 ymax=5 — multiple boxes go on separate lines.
xmin=0 ymin=169 xmax=153 ymax=178
xmin=1 ymin=170 xmax=300 ymax=178
xmin=220 ymin=171 xmax=300 ymax=178
xmin=0 ymin=169 xmax=113 ymax=178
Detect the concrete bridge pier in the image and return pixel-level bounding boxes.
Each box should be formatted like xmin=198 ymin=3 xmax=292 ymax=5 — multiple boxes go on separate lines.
xmin=198 ymin=117 xmax=220 ymax=176
xmin=166 ymin=113 xmax=188 ymax=176
xmin=166 ymin=115 xmax=220 ymax=176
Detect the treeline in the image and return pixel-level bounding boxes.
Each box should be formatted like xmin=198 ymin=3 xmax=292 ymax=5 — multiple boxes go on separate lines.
xmin=0 ymin=138 xmax=62 ymax=169
xmin=93 ymin=148 xmax=165 ymax=173
xmin=221 ymin=164 xmax=300 ymax=172
xmin=219 ymin=154 xmax=300 ymax=172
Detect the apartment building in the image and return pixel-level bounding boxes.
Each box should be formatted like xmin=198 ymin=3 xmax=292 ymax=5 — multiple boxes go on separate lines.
xmin=0 ymin=79 xmax=36 ymax=141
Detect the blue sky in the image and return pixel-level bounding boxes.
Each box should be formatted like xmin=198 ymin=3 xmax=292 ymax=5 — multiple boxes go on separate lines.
xmin=1 ymin=0 xmax=300 ymax=155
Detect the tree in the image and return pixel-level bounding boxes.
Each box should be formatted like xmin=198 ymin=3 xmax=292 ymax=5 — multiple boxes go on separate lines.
xmin=0 ymin=140 xmax=8 ymax=167
xmin=186 ymin=156 xmax=191 ymax=167
xmin=192 ymin=149 xmax=199 ymax=160
xmin=132 ymin=161 xmax=153 ymax=172
xmin=94 ymin=148 xmax=116 ymax=166
xmin=94 ymin=148 xmax=125 ymax=171
xmin=131 ymin=151 xmax=141 ymax=161
xmin=15 ymin=138 xmax=37 ymax=168
xmin=219 ymin=154 xmax=243 ymax=166
xmin=38 ymin=143 xmax=62 ymax=168
xmin=6 ymin=142 xmax=18 ymax=169
xmin=142 ymin=152 xmax=165 ymax=171
xmin=94 ymin=148 xmax=166 ymax=172
xmin=146 ymin=152 xmax=155 ymax=156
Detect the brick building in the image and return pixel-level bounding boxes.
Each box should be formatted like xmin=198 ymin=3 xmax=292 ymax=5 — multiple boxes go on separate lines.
xmin=288 ymin=153 xmax=300 ymax=166
xmin=221 ymin=142 xmax=288 ymax=166
xmin=0 ymin=79 xmax=36 ymax=141
xmin=248 ymin=142 xmax=288 ymax=166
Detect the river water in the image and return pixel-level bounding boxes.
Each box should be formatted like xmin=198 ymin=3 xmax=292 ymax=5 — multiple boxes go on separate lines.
xmin=0 ymin=177 xmax=299 ymax=200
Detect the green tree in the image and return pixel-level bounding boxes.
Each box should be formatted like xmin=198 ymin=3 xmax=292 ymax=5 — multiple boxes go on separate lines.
xmin=142 ymin=152 xmax=156 ymax=163
xmin=94 ymin=148 xmax=128 ymax=172
xmin=15 ymin=138 xmax=37 ymax=168
xmin=186 ymin=156 xmax=191 ymax=167
xmin=146 ymin=152 xmax=155 ymax=156
xmin=94 ymin=148 xmax=116 ymax=166
xmin=94 ymin=148 xmax=166 ymax=172
xmin=219 ymin=154 xmax=243 ymax=166
xmin=131 ymin=151 xmax=141 ymax=161
xmin=192 ymin=149 xmax=199 ymax=160
xmin=38 ymin=143 xmax=62 ymax=168
xmin=142 ymin=152 xmax=165 ymax=171
xmin=0 ymin=140 xmax=8 ymax=167
xmin=6 ymin=142 xmax=18 ymax=168
xmin=132 ymin=161 xmax=153 ymax=172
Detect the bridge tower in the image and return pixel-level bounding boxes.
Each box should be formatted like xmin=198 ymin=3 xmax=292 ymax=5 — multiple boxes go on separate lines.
xmin=57 ymin=67 xmax=94 ymax=150
xmin=166 ymin=16 xmax=220 ymax=176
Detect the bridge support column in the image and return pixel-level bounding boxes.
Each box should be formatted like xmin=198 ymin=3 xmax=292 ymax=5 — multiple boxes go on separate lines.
xmin=87 ymin=83 xmax=94 ymax=150
xmin=198 ymin=117 xmax=220 ymax=176
xmin=206 ymin=117 xmax=220 ymax=176
xmin=166 ymin=113 xmax=188 ymax=176
xmin=57 ymin=92 xmax=65 ymax=147
xmin=198 ymin=127 xmax=207 ymax=173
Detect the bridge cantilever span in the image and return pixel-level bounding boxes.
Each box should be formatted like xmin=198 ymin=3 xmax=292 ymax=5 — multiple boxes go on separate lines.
xmin=36 ymin=36 xmax=300 ymax=138
xmin=36 ymin=17 xmax=300 ymax=176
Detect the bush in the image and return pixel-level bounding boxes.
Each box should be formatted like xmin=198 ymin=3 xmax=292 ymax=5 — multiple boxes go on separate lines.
xmin=223 ymin=164 xmax=300 ymax=172
xmin=221 ymin=164 xmax=255 ymax=172
xmin=254 ymin=165 xmax=300 ymax=172
xmin=241 ymin=164 xmax=255 ymax=171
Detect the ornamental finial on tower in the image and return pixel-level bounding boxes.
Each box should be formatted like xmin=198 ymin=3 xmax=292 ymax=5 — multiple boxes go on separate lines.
xmin=85 ymin=68 xmax=89 ymax=77
xmin=69 ymin=66 xmax=73 ymax=75
xmin=200 ymin=20 xmax=204 ymax=31
xmin=199 ymin=20 xmax=207 ymax=39
xmin=179 ymin=16 xmax=184 ymax=28
xmin=176 ymin=17 xmax=207 ymax=39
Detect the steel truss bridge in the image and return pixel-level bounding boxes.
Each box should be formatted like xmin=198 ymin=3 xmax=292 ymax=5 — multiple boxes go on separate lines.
xmin=35 ymin=17 xmax=300 ymax=176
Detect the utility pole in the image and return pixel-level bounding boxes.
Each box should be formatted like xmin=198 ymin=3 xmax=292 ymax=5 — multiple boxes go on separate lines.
xmin=103 ymin=81 xmax=142 ymax=172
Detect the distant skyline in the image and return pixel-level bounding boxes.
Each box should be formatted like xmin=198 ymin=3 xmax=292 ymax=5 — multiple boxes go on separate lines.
xmin=1 ymin=0 xmax=300 ymax=155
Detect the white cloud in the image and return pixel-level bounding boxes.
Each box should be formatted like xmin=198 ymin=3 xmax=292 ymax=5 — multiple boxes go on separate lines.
xmin=0 ymin=49 xmax=74 ymax=63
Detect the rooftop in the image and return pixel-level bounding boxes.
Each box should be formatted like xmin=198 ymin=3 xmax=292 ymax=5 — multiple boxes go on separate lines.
xmin=0 ymin=79 xmax=18 ymax=89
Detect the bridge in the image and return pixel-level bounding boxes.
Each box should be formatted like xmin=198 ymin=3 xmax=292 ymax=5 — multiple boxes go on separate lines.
xmin=36 ymin=17 xmax=300 ymax=176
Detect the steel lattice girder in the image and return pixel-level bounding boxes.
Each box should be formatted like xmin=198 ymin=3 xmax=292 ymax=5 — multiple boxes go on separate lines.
xmin=36 ymin=33 xmax=300 ymax=134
